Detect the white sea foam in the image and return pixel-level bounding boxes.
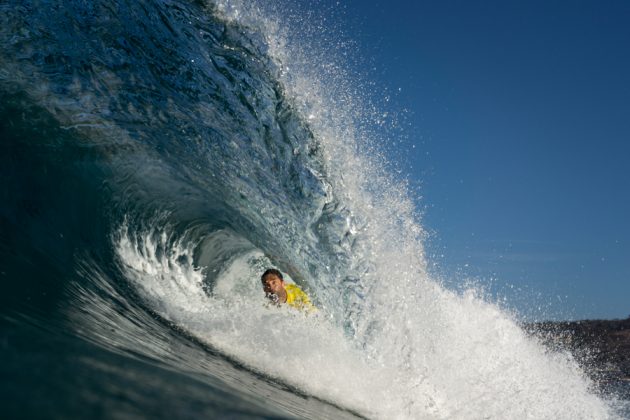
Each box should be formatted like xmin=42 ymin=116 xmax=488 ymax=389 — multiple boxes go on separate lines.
xmin=114 ymin=222 xmax=444 ymax=417
xmin=114 ymin=220 xmax=615 ymax=419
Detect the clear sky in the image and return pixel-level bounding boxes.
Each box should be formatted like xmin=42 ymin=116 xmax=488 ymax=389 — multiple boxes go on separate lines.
xmin=326 ymin=0 xmax=630 ymax=320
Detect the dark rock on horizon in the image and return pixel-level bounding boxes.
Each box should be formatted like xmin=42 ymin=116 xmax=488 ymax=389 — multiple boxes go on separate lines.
xmin=525 ymin=317 xmax=630 ymax=397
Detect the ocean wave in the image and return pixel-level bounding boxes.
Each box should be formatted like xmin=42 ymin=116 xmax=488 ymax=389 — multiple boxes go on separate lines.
xmin=0 ymin=0 xmax=623 ymax=418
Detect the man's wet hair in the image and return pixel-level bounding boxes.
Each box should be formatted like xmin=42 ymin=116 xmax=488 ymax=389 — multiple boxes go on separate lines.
xmin=261 ymin=268 xmax=283 ymax=282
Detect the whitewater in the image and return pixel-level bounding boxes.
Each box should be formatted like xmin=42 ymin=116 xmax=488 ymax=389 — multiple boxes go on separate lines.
xmin=0 ymin=0 xmax=625 ymax=418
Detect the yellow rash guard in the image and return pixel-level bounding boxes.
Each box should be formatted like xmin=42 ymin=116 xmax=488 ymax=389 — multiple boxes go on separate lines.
xmin=284 ymin=284 xmax=315 ymax=312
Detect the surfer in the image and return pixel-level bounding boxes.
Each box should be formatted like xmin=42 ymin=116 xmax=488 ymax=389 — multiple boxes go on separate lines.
xmin=261 ymin=268 xmax=315 ymax=312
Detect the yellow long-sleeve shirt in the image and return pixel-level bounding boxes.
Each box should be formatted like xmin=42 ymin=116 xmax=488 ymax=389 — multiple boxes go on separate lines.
xmin=284 ymin=284 xmax=316 ymax=312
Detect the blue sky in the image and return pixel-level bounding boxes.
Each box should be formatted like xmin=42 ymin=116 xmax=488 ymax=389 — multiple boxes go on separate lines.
xmin=329 ymin=0 xmax=630 ymax=320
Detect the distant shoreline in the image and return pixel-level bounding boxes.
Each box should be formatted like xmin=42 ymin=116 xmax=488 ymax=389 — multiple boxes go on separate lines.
xmin=524 ymin=318 xmax=630 ymax=392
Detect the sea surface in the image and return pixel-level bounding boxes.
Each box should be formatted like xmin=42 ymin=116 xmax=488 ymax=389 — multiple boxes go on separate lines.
xmin=0 ymin=0 xmax=628 ymax=418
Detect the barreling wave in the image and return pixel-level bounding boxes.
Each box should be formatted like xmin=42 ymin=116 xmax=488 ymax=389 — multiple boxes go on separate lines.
xmin=0 ymin=0 xmax=625 ymax=418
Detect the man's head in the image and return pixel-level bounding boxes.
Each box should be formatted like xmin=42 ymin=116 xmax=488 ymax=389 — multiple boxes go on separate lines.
xmin=261 ymin=268 xmax=286 ymax=301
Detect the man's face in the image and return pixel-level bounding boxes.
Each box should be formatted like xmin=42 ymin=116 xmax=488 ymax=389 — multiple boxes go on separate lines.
xmin=262 ymin=274 xmax=285 ymax=297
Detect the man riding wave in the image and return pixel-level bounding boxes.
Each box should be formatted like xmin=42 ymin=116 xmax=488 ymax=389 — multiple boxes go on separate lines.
xmin=260 ymin=268 xmax=315 ymax=312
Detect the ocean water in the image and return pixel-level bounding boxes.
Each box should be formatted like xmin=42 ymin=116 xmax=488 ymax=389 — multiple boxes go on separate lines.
xmin=0 ymin=0 xmax=627 ymax=418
